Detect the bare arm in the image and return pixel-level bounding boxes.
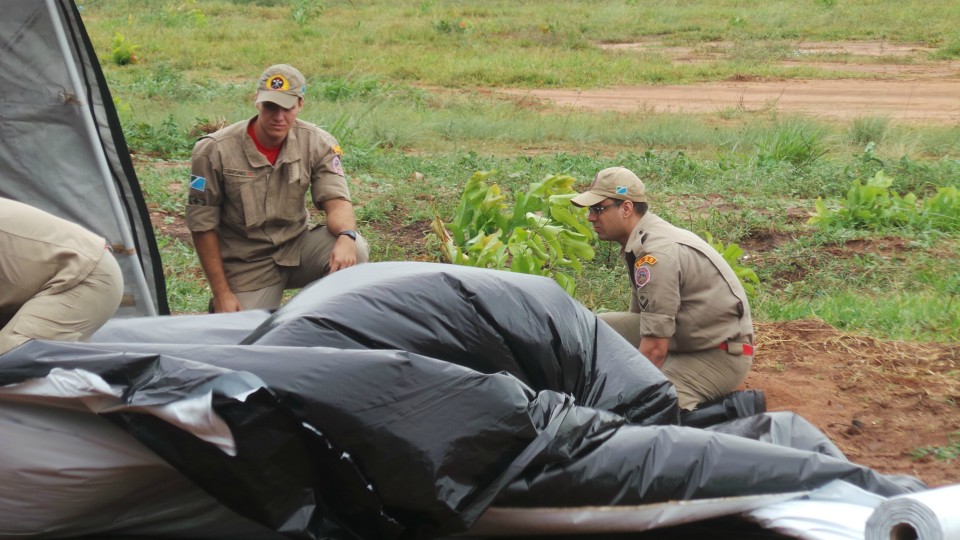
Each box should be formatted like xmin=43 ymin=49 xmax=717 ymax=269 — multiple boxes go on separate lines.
xmin=639 ymin=336 xmax=670 ymax=369
xmin=321 ymin=198 xmax=360 ymax=273
xmin=191 ymin=230 xmax=242 ymax=313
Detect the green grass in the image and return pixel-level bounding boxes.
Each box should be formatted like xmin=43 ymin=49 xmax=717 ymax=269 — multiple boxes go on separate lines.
xmin=913 ymin=432 xmax=960 ymax=461
xmin=83 ymin=0 xmax=960 ymax=88
xmin=83 ymin=0 xmax=960 ymax=342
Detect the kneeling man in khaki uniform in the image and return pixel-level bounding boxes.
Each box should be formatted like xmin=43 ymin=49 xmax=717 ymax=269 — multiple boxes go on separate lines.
xmin=0 ymin=197 xmax=124 ymax=355
xmin=572 ymin=167 xmax=755 ymax=411
xmin=186 ymin=64 xmax=370 ymax=313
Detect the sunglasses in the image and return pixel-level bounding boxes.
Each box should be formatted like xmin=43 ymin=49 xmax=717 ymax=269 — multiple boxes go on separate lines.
xmin=587 ymin=200 xmax=624 ymax=215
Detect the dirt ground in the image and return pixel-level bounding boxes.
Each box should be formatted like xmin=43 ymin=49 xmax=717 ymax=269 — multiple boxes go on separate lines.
xmin=500 ymin=40 xmax=960 ymax=124
xmin=748 ymin=319 xmax=960 ymax=487
xmin=149 ymin=40 xmax=959 ymax=489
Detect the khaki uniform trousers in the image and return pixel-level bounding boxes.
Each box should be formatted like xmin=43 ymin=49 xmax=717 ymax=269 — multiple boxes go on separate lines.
xmin=0 ymin=252 xmax=124 ymax=355
xmin=599 ymin=311 xmax=752 ymax=411
xmin=233 ymin=226 xmax=370 ymax=311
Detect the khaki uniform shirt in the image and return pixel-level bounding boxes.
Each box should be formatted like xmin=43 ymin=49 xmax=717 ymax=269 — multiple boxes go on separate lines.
xmin=0 ymin=198 xmax=107 ymax=324
xmin=186 ymin=117 xmax=351 ymax=291
xmin=622 ymin=212 xmax=753 ymax=352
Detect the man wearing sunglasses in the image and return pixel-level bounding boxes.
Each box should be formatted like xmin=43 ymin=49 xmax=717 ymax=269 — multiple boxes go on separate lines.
xmin=571 ymin=167 xmax=755 ymax=411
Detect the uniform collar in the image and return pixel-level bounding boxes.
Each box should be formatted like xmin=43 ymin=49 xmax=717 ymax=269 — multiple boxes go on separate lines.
xmin=623 ymin=212 xmax=658 ymax=253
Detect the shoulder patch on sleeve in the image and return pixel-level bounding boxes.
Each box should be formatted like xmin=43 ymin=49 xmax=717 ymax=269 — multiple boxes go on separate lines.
xmin=189 ymin=175 xmax=206 ymax=192
xmin=331 ymin=155 xmax=344 ymax=175
xmin=635 ymin=254 xmax=657 ymax=268
xmin=634 ymin=265 xmax=652 ymax=289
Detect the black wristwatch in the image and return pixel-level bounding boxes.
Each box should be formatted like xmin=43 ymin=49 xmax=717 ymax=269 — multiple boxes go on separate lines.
xmin=338 ymin=229 xmax=357 ymax=241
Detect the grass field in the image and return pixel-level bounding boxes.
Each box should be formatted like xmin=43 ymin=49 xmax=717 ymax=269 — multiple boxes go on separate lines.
xmin=79 ymin=0 xmax=960 ymax=342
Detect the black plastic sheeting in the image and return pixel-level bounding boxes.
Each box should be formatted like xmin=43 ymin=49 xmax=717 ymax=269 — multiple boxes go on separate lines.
xmin=0 ymin=262 xmax=927 ymax=540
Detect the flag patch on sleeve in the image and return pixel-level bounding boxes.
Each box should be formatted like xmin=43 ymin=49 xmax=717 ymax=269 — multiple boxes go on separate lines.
xmin=189 ymin=175 xmax=206 ymax=192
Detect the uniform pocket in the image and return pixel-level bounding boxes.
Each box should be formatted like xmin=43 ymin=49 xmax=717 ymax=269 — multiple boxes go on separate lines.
xmin=224 ymin=176 xmax=265 ymax=229
xmin=279 ymin=162 xmax=308 ymax=222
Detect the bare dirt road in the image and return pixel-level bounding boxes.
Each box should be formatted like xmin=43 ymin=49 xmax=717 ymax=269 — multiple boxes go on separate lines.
xmin=500 ymin=40 xmax=960 ymax=124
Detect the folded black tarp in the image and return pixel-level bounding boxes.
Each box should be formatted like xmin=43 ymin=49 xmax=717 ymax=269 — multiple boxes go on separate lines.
xmin=0 ymin=262 xmax=927 ymax=540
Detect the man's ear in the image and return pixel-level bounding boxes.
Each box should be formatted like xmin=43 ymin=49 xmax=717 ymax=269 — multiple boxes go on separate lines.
xmin=622 ymin=200 xmax=634 ymax=215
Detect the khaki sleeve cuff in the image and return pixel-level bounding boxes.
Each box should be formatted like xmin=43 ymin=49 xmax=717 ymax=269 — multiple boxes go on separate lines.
xmin=312 ymin=172 xmax=352 ymax=205
xmin=186 ymin=204 xmax=220 ymax=232
xmin=639 ymin=312 xmax=676 ymax=338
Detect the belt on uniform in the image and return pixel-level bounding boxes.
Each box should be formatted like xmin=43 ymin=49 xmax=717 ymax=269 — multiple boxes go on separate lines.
xmin=719 ymin=341 xmax=754 ymax=356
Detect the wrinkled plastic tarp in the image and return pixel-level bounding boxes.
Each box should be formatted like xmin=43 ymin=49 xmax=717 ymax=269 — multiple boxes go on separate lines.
xmin=0 ymin=262 xmax=927 ymax=539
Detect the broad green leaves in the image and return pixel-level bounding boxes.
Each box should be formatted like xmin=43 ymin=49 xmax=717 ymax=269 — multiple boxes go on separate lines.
xmin=432 ymin=171 xmax=595 ymax=295
xmin=810 ymin=170 xmax=960 ymax=232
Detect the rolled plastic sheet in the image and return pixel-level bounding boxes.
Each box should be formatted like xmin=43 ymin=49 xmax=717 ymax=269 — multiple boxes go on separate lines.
xmin=865 ymin=484 xmax=960 ymax=540
xmin=467 ymin=492 xmax=806 ymax=536
xmin=0 ymin=263 xmax=931 ymax=540
xmin=1 ymin=337 xmax=927 ymax=539
xmin=745 ymin=479 xmax=886 ymax=540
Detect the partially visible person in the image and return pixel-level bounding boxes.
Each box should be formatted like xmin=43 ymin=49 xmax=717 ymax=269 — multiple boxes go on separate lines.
xmin=571 ymin=167 xmax=755 ymax=411
xmin=0 ymin=197 xmax=124 ymax=355
xmin=186 ymin=64 xmax=369 ymax=313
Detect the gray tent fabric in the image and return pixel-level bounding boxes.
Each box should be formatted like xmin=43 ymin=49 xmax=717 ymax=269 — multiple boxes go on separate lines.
xmin=0 ymin=0 xmax=168 ymax=316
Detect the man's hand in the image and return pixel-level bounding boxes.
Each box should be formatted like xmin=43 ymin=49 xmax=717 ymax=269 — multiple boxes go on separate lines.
xmin=329 ymin=233 xmax=358 ymax=273
xmin=192 ymin=230 xmax=242 ymax=313
xmin=211 ymin=291 xmax=243 ymax=313
xmin=639 ymin=336 xmax=670 ymax=369
xmin=321 ymin=198 xmax=361 ymax=274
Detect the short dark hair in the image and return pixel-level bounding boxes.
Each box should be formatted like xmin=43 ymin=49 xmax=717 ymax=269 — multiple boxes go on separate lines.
xmin=631 ymin=201 xmax=648 ymax=216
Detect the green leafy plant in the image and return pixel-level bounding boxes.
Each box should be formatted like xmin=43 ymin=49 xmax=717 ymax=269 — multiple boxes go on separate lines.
xmin=292 ymin=0 xmax=324 ymax=25
xmin=810 ymin=170 xmax=960 ymax=232
xmin=431 ymin=171 xmax=595 ymax=295
xmin=110 ymin=33 xmax=138 ymax=65
xmin=919 ymin=186 xmax=960 ymax=231
xmin=703 ymin=232 xmax=760 ymax=298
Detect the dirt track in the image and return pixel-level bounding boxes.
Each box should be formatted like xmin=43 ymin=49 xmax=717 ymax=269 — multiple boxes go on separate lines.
xmin=500 ymin=41 xmax=960 ymax=124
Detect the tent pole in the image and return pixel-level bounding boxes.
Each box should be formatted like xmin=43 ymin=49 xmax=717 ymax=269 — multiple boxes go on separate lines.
xmin=44 ymin=0 xmax=158 ymax=316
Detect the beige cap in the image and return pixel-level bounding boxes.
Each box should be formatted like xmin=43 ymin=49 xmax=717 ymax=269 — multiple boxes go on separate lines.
xmin=571 ymin=167 xmax=647 ymax=207
xmin=255 ymin=64 xmax=306 ymax=108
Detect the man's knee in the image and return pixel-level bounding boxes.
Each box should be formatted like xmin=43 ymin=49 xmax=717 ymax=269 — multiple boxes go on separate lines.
xmin=662 ymin=350 xmax=752 ymax=410
xmin=232 ymin=285 xmax=285 ymax=311
xmin=597 ymin=311 xmax=644 ymax=347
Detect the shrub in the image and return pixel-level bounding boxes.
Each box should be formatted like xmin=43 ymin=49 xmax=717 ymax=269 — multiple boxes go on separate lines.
xmin=431 ymin=171 xmax=595 ymax=295
xmin=809 ymin=170 xmax=960 ymax=232
xmin=110 ymin=33 xmax=138 ymax=65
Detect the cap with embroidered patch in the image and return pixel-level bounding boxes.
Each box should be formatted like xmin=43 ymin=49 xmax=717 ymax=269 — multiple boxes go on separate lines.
xmin=256 ymin=64 xmax=306 ymax=109
xmin=571 ymin=166 xmax=647 ymax=207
